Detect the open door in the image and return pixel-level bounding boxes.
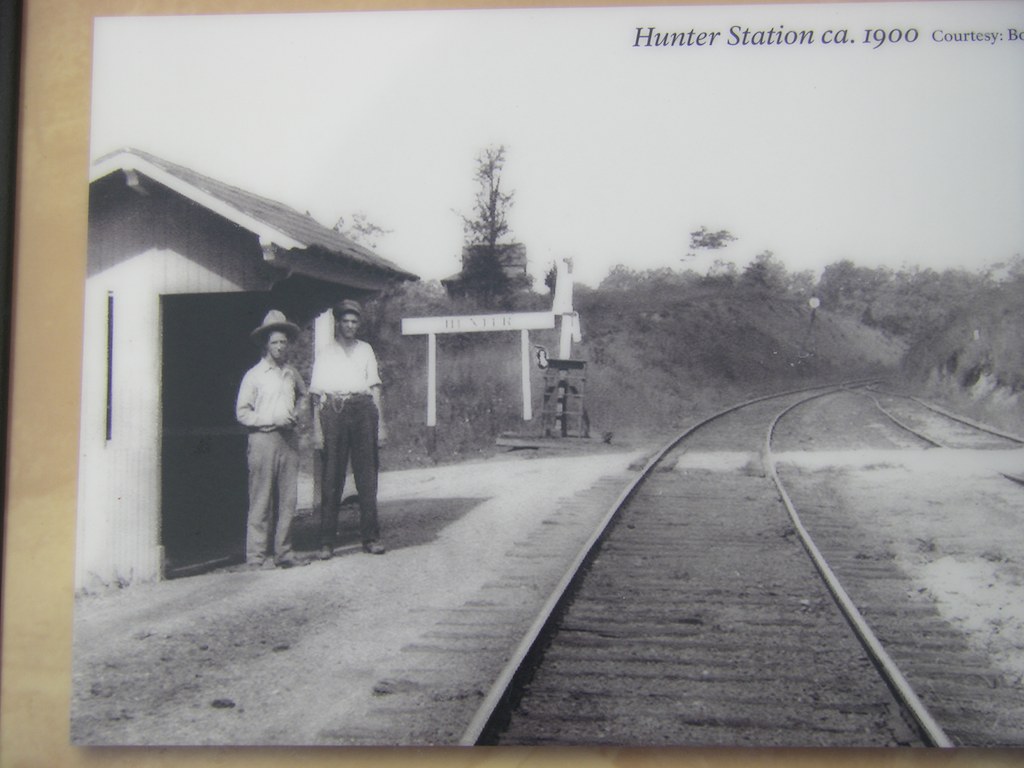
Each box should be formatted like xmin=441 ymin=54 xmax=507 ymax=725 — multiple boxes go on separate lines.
xmin=160 ymin=292 xmax=269 ymax=577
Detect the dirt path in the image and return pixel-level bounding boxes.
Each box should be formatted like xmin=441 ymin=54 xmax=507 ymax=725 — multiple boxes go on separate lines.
xmin=72 ymin=393 xmax=1024 ymax=746
xmin=71 ymin=449 xmax=644 ymax=745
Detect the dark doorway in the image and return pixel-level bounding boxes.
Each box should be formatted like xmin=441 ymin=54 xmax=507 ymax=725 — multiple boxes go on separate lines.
xmin=160 ymin=292 xmax=273 ymax=577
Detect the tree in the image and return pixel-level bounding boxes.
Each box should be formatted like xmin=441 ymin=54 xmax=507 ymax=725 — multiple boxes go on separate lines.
xmin=457 ymin=145 xmax=523 ymax=304
xmin=598 ymin=264 xmax=641 ymax=291
xmin=741 ymin=250 xmax=789 ymax=292
xmin=462 ymin=145 xmax=514 ymax=249
xmin=333 ymin=212 xmax=392 ymax=250
xmin=982 ymin=254 xmax=1024 ymax=283
xmin=686 ymin=226 xmax=737 ymax=260
xmin=543 ymin=262 xmax=558 ymax=294
xmin=786 ymin=269 xmax=816 ymax=298
xmin=817 ymin=260 xmax=893 ymax=319
xmin=702 ymin=258 xmax=738 ymax=287
xmin=686 ymin=226 xmax=739 ymax=283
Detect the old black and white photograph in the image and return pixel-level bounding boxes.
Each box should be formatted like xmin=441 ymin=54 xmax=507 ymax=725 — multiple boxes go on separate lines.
xmin=66 ymin=0 xmax=1024 ymax=749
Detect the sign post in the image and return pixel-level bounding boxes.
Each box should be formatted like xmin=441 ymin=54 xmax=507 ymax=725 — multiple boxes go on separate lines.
xmin=402 ymin=311 xmax=555 ymax=427
xmin=427 ymin=331 xmax=437 ymax=427
xmin=521 ymin=329 xmax=532 ymax=421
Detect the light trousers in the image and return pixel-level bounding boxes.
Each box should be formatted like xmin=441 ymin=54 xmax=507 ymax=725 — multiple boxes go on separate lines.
xmin=246 ymin=429 xmax=299 ymax=563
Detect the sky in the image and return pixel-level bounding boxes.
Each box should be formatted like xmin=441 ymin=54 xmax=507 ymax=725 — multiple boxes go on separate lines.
xmin=89 ymin=2 xmax=1024 ymax=288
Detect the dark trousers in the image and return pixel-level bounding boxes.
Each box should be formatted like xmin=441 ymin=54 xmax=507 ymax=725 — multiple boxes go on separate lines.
xmin=319 ymin=396 xmax=380 ymax=546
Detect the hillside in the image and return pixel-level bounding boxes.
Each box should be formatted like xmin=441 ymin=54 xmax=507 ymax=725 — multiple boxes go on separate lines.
xmin=572 ymin=283 xmax=904 ymax=441
xmin=364 ymin=280 xmax=906 ymax=466
xmin=902 ymin=277 xmax=1024 ymax=436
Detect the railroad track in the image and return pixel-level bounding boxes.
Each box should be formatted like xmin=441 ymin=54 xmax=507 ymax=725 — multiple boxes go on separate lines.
xmin=460 ymin=383 xmax=1024 ymax=747
xmin=863 ymin=387 xmax=1024 ymax=450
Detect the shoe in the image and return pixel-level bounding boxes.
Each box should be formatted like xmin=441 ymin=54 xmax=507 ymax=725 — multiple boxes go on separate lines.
xmin=245 ymin=558 xmax=266 ymax=570
xmin=363 ymin=541 xmax=386 ymax=555
xmin=275 ymin=556 xmax=298 ymax=569
xmin=317 ymin=546 xmax=334 ymax=561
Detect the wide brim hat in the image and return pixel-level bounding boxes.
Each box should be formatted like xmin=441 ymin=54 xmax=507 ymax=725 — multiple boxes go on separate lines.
xmin=250 ymin=309 xmax=300 ymax=343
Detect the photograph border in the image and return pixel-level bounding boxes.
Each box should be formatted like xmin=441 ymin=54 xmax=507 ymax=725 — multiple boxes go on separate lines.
xmin=2 ymin=0 xmax=1021 ymax=765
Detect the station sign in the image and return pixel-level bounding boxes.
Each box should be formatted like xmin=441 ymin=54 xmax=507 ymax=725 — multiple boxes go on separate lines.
xmin=401 ymin=311 xmax=557 ymax=427
xmin=402 ymin=312 xmax=555 ymax=336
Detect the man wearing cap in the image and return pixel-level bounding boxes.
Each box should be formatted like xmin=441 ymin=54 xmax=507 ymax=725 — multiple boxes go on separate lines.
xmin=236 ymin=310 xmax=308 ymax=568
xmin=312 ymin=299 xmax=388 ymax=557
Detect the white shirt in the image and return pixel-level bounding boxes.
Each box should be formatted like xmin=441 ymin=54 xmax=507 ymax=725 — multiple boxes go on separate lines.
xmin=309 ymin=339 xmax=381 ymax=395
xmin=236 ymin=359 xmax=306 ymax=430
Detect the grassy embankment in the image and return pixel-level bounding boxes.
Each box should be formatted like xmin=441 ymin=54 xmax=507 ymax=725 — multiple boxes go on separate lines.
xmin=361 ymin=280 xmax=906 ymax=467
xmin=902 ymin=276 xmax=1024 ymax=437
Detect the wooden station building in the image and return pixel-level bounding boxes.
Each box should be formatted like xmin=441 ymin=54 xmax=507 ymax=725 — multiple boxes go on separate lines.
xmin=76 ymin=148 xmax=417 ymax=590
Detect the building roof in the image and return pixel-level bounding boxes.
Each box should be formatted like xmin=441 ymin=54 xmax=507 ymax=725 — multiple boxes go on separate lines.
xmin=441 ymin=243 xmax=528 ymax=286
xmin=90 ymin=148 xmax=418 ymax=284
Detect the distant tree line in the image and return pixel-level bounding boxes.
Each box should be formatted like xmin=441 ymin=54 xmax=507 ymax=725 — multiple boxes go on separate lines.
xmin=348 ymin=155 xmax=1021 ymax=354
xmin=815 ymin=259 xmax=1021 ymax=340
xmin=595 ymin=227 xmax=1024 ymax=347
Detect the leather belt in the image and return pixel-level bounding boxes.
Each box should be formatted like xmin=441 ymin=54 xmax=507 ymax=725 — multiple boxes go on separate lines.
xmin=318 ymin=392 xmax=371 ymax=411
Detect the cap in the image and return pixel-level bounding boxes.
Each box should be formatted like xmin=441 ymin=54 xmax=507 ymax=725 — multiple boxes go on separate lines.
xmin=333 ymin=299 xmax=363 ymax=318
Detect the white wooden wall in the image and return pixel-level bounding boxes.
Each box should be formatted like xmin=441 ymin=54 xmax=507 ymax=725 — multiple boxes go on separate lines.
xmin=75 ymin=248 xmax=246 ymax=591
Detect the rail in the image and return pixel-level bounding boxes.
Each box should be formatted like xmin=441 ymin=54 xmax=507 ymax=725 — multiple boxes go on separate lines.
xmin=460 ymin=379 xmax=877 ymax=745
xmin=763 ymin=389 xmax=953 ymax=747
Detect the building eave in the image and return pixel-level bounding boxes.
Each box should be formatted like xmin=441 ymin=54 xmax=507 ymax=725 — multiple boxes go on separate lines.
xmin=91 ymin=151 xmax=308 ymax=252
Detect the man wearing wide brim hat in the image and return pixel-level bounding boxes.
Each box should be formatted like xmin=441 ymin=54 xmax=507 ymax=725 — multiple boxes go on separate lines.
xmin=310 ymin=299 xmax=388 ymax=557
xmin=236 ymin=309 xmax=308 ymax=568
xmin=248 ymin=310 xmax=300 ymax=345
